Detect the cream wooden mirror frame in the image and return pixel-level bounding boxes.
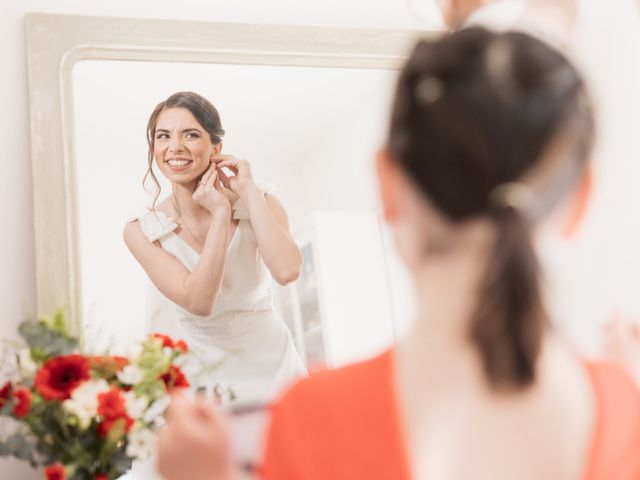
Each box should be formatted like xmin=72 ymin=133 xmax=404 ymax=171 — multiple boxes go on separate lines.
xmin=25 ymin=13 xmax=423 ymax=338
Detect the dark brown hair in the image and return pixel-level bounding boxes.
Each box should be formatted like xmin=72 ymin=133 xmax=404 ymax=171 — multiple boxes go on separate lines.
xmin=144 ymin=91 xmax=225 ymax=207
xmin=388 ymin=28 xmax=594 ymax=390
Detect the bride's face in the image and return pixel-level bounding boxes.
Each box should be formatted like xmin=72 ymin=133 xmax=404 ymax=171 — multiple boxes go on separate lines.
xmin=153 ymin=107 xmax=216 ymax=185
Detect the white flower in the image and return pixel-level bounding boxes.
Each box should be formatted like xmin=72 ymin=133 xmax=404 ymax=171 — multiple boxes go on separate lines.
xmin=124 ymin=391 xmax=149 ymax=419
xmin=126 ymin=426 xmax=156 ymax=460
xmin=162 ymin=346 xmax=174 ymax=356
xmin=117 ymin=365 xmax=144 ymax=385
xmin=143 ymin=395 xmax=171 ymax=424
xmin=62 ymin=379 xmax=110 ymax=429
xmin=17 ymin=349 xmax=37 ymax=376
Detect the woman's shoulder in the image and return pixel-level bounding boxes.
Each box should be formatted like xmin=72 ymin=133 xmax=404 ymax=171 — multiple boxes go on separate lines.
xmin=262 ymin=350 xmax=410 ymax=479
xmin=583 ymin=359 xmax=640 ymax=479
xmin=126 ymin=205 xmax=178 ymax=242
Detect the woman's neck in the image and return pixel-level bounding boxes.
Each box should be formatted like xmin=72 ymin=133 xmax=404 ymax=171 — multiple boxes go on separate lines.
xmin=171 ymin=182 xmax=209 ymax=219
xmin=406 ymin=246 xmax=488 ymax=351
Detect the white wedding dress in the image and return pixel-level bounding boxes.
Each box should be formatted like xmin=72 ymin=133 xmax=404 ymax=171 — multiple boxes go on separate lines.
xmin=135 ymin=189 xmax=306 ymax=403
xmin=125 ymin=188 xmax=306 ymax=479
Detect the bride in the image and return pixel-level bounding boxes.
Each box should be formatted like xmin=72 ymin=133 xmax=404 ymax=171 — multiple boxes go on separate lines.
xmin=124 ymin=91 xmax=306 ymax=406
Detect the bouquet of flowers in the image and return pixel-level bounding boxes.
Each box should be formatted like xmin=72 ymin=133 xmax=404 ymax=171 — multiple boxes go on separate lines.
xmin=0 ymin=310 xmax=191 ymax=480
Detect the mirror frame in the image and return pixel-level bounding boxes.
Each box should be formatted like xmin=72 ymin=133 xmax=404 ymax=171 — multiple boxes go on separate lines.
xmin=25 ymin=12 xmax=424 ymax=337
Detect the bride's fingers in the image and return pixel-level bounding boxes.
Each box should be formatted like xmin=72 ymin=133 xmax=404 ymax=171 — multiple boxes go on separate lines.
xmin=208 ymin=170 xmax=218 ymax=187
xmin=199 ymin=166 xmax=215 ymax=187
xmin=215 ymin=160 xmax=240 ymax=173
xmin=214 ymin=175 xmax=225 ymax=191
xmin=210 ymin=154 xmax=238 ymax=163
xmin=216 ymin=167 xmax=232 ymax=187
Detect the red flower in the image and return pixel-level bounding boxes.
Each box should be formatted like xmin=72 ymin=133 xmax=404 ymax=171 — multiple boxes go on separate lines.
xmin=44 ymin=463 xmax=66 ymax=480
xmin=95 ymin=475 xmax=108 ymax=480
xmin=160 ymin=365 xmax=190 ymax=390
xmin=35 ymin=355 xmax=90 ymax=401
xmin=97 ymin=388 xmax=134 ymax=437
xmin=0 ymin=381 xmax=12 ymax=408
xmin=174 ymin=340 xmax=189 ymax=353
xmin=151 ymin=333 xmax=174 ymax=348
xmin=13 ymin=387 xmax=32 ymax=417
xmin=97 ymin=388 xmax=127 ymax=419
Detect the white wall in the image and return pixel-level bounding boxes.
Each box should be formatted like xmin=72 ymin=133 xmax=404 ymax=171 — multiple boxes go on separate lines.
xmin=0 ymin=1 xmax=438 ymax=477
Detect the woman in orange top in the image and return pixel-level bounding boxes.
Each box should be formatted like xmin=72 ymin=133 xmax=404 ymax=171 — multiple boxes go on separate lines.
xmin=157 ymin=28 xmax=640 ymax=480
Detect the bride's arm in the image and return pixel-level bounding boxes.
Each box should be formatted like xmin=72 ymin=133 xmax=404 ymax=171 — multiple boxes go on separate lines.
xmin=215 ymin=155 xmax=302 ymax=285
xmin=238 ymin=185 xmax=302 ymax=285
xmin=124 ymin=211 xmax=230 ymax=316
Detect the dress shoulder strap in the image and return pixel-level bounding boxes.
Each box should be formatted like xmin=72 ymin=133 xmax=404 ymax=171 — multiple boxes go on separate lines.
xmin=128 ymin=210 xmax=178 ymax=242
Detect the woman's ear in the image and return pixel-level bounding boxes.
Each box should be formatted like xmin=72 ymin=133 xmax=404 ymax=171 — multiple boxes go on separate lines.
xmin=376 ymin=147 xmax=400 ymax=223
xmin=562 ymin=167 xmax=593 ymax=237
xmin=211 ymin=143 xmax=223 ymax=158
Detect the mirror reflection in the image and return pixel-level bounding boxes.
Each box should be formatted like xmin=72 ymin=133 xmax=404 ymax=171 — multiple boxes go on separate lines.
xmin=72 ymin=60 xmax=406 ymax=404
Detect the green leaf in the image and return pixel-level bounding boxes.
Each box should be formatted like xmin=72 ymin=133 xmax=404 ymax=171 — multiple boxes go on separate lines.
xmin=109 ymin=449 xmax=134 ymax=478
xmin=99 ymin=419 xmax=126 ymax=468
xmin=0 ymin=432 xmax=43 ymax=466
xmin=0 ymin=398 xmax=14 ymax=416
xmin=18 ymin=319 xmax=77 ymax=360
xmin=50 ymin=309 xmax=69 ymax=335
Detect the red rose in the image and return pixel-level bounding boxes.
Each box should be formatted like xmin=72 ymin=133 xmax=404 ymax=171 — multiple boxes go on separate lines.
xmin=174 ymin=340 xmax=189 ymax=353
xmin=160 ymin=365 xmax=189 ymax=390
xmin=35 ymin=355 xmax=90 ymax=401
xmin=13 ymin=387 xmax=32 ymax=417
xmin=151 ymin=333 xmax=174 ymax=348
xmin=97 ymin=388 xmax=134 ymax=437
xmin=44 ymin=463 xmax=66 ymax=480
xmin=0 ymin=381 xmax=12 ymax=408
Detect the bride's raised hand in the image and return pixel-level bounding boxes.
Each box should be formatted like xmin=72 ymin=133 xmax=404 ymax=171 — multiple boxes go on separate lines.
xmin=192 ymin=165 xmax=231 ymax=217
xmin=216 ymin=166 xmax=240 ymax=206
xmin=212 ymin=155 xmax=254 ymax=195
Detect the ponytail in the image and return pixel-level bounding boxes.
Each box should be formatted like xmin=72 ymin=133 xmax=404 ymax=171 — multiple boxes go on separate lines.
xmin=470 ymin=205 xmax=546 ymax=390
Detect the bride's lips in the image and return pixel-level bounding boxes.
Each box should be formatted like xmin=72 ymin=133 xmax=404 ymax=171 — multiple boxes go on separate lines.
xmin=165 ymin=157 xmax=193 ymax=172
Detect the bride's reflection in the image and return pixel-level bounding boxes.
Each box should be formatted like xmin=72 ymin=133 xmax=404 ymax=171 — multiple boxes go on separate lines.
xmin=123 ymin=91 xmax=306 ymax=406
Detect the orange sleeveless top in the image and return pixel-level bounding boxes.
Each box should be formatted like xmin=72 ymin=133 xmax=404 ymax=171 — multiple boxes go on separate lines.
xmin=260 ymin=350 xmax=640 ymax=479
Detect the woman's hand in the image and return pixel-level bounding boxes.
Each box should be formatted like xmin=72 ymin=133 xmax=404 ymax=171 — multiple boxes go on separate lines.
xmin=157 ymin=393 xmax=235 ymax=480
xmin=214 ymin=155 xmax=255 ymax=195
xmin=192 ymin=165 xmax=232 ymax=217
xmin=604 ymin=312 xmax=640 ymax=386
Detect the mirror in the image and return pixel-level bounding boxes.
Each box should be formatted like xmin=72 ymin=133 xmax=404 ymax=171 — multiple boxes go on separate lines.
xmin=27 ymin=14 xmax=423 ymax=375
xmin=73 ymin=60 xmax=397 ymax=356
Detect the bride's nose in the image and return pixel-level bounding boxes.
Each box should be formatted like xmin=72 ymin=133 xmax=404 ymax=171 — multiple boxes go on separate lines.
xmin=168 ymin=137 xmax=184 ymax=154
